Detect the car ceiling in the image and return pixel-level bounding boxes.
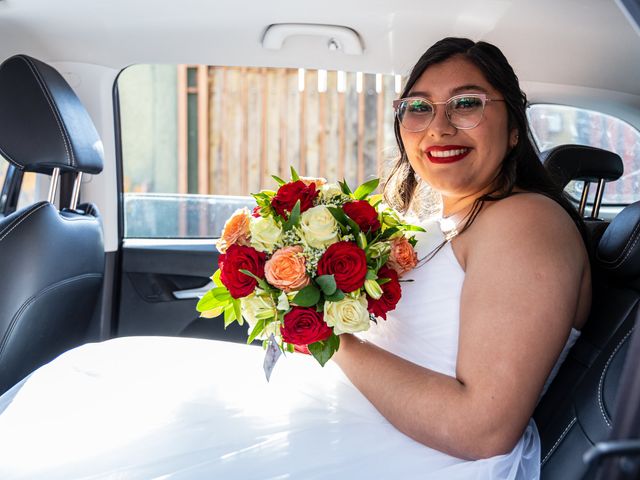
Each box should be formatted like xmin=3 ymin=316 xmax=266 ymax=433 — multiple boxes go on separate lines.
xmin=1 ymin=0 xmax=640 ymax=122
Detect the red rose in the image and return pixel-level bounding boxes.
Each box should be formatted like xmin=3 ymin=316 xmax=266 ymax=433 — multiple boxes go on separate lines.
xmin=367 ymin=265 xmax=402 ymax=320
xmin=294 ymin=344 xmax=311 ymax=355
xmin=342 ymin=200 xmax=381 ymax=232
xmin=219 ymin=244 xmax=266 ymax=298
xmin=281 ymin=307 xmax=332 ymax=346
xmin=271 ymin=180 xmax=318 ymax=218
xmin=317 ymin=241 xmax=367 ymax=293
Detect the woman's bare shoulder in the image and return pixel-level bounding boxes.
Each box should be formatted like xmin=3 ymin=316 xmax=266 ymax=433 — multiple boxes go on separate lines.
xmin=473 ymin=192 xmax=581 ymax=241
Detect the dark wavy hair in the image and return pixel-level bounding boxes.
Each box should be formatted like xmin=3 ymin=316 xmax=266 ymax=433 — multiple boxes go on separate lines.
xmin=384 ymin=37 xmax=587 ymax=244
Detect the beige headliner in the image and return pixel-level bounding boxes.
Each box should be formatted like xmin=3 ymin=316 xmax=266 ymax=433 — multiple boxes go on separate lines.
xmin=1 ymin=0 xmax=640 ymax=121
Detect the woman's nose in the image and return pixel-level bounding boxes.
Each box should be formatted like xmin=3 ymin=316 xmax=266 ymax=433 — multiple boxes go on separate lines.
xmin=426 ymin=106 xmax=456 ymax=139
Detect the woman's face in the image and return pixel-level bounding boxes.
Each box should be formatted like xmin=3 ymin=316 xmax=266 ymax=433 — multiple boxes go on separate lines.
xmin=400 ymin=55 xmax=517 ymax=207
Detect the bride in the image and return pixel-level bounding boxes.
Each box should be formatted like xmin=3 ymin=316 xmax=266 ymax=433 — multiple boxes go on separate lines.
xmin=0 ymin=38 xmax=590 ymax=479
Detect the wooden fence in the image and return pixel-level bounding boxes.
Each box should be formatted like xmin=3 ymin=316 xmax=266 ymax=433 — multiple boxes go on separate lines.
xmin=177 ymin=66 xmax=403 ymax=196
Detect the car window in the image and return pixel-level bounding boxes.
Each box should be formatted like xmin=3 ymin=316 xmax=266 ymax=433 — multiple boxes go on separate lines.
xmin=117 ymin=65 xmax=402 ymax=238
xmin=528 ymin=104 xmax=640 ymax=205
xmin=15 ymin=172 xmax=38 ymax=211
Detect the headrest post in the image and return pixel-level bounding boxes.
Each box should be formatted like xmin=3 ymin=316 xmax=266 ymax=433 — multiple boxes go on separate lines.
xmin=591 ymin=178 xmax=606 ymax=219
xmin=47 ymin=168 xmax=60 ymax=204
xmin=69 ymin=172 xmax=83 ymax=211
xmin=579 ymin=181 xmax=591 ymax=217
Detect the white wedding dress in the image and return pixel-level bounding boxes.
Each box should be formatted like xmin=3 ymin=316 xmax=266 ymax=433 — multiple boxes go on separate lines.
xmin=0 ymin=220 xmax=573 ymax=479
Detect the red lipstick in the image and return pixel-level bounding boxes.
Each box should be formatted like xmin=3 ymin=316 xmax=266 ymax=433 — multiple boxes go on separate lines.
xmin=426 ymin=145 xmax=471 ymax=164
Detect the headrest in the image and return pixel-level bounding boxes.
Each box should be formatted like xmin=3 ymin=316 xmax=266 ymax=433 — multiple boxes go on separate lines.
xmin=0 ymin=55 xmax=103 ymax=175
xmin=596 ymin=201 xmax=640 ymax=279
xmin=542 ymin=144 xmax=623 ymax=189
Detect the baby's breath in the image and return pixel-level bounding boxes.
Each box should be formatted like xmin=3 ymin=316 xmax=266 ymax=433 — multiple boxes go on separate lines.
xmin=303 ymin=247 xmax=324 ymax=277
xmin=282 ymin=229 xmax=302 ymax=246
xmin=315 ymin=193 xmax=351 ymax=207
xmin=341 ymin=233 xmax=355 ymax=242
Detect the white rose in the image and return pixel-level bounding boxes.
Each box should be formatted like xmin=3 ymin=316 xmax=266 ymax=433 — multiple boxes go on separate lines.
xmin=320 ymin=183 xmax=343 ymax=202
xmin=324 ymin=294 xmax=370 ymax=335
xmin=249 ymin=216 xmax=283 ymax=253
xmin=299 ymin=205 xmax=339 ymax=249
xmin=240 ymin=293 xmax=278 ymax=340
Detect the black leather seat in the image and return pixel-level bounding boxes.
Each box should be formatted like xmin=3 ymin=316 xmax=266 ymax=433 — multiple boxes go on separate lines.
xmin=535 ymin=200 xmax=640 ymax=479
xmin=0 ymin=55 xmax=105 ymax=395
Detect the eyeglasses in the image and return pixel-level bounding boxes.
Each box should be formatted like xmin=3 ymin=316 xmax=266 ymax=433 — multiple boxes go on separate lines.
xmin=392 ymin=93 xmax=505 ymax=132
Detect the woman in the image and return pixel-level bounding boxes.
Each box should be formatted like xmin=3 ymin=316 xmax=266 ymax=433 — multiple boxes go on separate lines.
xmin=334 ymin=36 xmax=591 ymax=461
xmin=0 ymin=38 xmax=589 ymax=479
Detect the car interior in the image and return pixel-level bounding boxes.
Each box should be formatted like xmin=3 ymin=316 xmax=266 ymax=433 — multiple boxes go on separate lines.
xmin=1 ymin=0 xmax=640 ymax=478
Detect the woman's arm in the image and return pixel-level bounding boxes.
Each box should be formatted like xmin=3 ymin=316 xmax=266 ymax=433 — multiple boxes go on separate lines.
xmin=332 ymin=194 xmax=590 ymax=460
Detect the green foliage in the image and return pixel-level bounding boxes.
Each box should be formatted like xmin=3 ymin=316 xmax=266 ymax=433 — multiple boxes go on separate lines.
xmin=224 ymin=303 xmax=237 ymax=328
xmin=291 ymin=284 xmax=321 ymax=307
xmin=315 ymin=275 xmax=337 ymax=296
xmin=290 ymin=166 xmax=300 ymax=181
xmin=272 ymin=175 xmax=286 ymax=185
xmin=232 ymin=298 xmax=243 ymax=326
xmin=212 ymin=268 xmax=223 ymax=287
xmin=353 ymin=178 xmax=379 ymax=200
xmin=308 ymin=334 xmax=340 ymax=366
xmin=327 ymin=206 xmax=360 ymax=236
xmin=239 ymin=269 xmax=272 ymax=292
xmin=324 ymin=289 xmax=345 ymax=302
xmin=338 ymin=179 xmax=352 ymax=195
xmin=247 ymin=319 xmax=266 ymax=343
xmin=282 ymin=200 xmax=301 ymax=231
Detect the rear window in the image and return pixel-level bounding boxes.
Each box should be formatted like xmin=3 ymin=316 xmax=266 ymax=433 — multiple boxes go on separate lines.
xmin=118 ymin=65 xmax=402 ymax=238
xmin=527 ymin=104 xmax=640 ymax=205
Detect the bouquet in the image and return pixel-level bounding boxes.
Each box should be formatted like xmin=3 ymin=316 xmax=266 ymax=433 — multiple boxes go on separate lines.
xmin=196 ymin=167 xmax=424 ymax=378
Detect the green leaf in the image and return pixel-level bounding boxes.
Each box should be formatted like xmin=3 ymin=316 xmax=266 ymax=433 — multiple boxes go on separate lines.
xmin=402 ymin=224 xmax=427 ymax=232
xmin=353 ymin=178 xmax=380 ymax=200
xmin=291 ymin=284 xmax=321 ymax=307
xmin=365 ymin=270 xmax=377 ymax=280
xmin=211 ymin=286 xmax=232 ymax=301
xmin=324 ymin=289 xmax=346 ymax=302
xmin=308 ymin=334 xmax=340 ymax=367
xmin=315 ymin=274 xmax=337 ymax=296
xmin=239 ymin=269 xmax=270 ymax=291
xmin=286 ymin=343 xmax=295 ymax=353
xmin=327 ymin=206 xmax=350 ymax=225
xmin=272 ymin=175 xmax=286 ymax=185
xmin=196 ymin=287 xmax=231 ymax=312
xmin=212 ymin=268 xmax=223 ymax=287
xmin=377 ymin=277 xmax=391 ymax=285
xmin=339 ymin=179 xmax=352 ymax=195
xmin=283 ymin=200 xmax=301 ymax=231
xmin=232 ymin=298 xmax=243 ymax=326
xmin=196 ymin=289 xmax=217 ymax=312
xmin=224 ymin=304 xmax=237 ymax=328
xmin=290 ymin=166 xmax=300 ymax=181
xmin=380 ymin=226 xmax=400 ymax=239
xmin=247 ymin=319 xmax=266 ymax=344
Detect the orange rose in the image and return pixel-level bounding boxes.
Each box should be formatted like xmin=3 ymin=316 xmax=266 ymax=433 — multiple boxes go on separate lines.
xmin=387 ymin=236 xmax=418 ymax=276
xmin=299 ymin=176 xmax=327 ymax=188
xmin=264 ymin=246 xmax=310 ymax=292
xmin=215 ymin=207 xmax=251 ymax=253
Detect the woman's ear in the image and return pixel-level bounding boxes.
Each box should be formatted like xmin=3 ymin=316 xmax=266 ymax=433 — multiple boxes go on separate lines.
xmin=509 ymin=129 xmax=519 ymax=149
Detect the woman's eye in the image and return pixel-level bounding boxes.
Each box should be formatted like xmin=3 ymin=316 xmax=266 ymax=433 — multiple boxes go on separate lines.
xmin=452 ymin=97 xmax=482 ymax=110
xmin=407 ymin=100 xmax=432 ymax=114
